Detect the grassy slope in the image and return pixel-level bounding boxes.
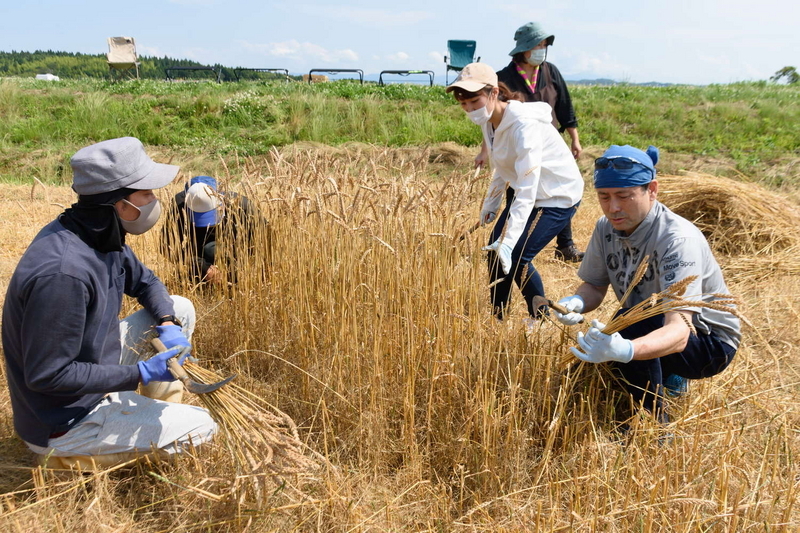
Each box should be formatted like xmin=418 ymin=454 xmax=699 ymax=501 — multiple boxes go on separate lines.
xmin=1 ymin=78 xmax=798 ymax=187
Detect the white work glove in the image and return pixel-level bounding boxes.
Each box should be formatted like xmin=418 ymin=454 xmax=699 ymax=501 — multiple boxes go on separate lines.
xmin=479 ymin=209 xmax=497 ymax=227
xmin=554 ymin=295 xmax=585 ymax=326
xmin=571 ymin=319 xmax=634 ymax=364
xmin=482 ymin=239 xmax=513 ymax=275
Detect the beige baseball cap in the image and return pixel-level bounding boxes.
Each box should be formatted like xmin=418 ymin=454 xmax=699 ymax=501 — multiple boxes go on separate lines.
xmin=185 ymin=183 xmax=221 ymax=213
xmin=445 ymin=63 xmax=498 ymax=93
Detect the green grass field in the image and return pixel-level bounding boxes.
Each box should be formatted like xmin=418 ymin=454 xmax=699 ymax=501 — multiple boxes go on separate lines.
xmin=1 ymin=78 xmax=798 ymax=188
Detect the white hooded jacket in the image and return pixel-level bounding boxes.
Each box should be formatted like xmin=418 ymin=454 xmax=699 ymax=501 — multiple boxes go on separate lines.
xmin=481 ymin=100 xmax=584 ymax=248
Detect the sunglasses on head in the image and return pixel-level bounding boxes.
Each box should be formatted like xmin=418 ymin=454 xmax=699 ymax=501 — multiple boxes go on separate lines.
xmin=594 ymin=156 xmax=646 ymax=170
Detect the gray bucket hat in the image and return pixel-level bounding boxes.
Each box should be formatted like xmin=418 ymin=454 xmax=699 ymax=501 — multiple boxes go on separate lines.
xmin=509 ymin=22 xmax=555 ymax=56
xmin=70 ymin=137 xmax=179 ymax=195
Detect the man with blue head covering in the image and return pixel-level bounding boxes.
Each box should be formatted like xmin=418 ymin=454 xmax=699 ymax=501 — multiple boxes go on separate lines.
xmin=552 ymin=144 xmax=741 ymax=425
xmin=166 ymin=175 xmax=266 ymax=285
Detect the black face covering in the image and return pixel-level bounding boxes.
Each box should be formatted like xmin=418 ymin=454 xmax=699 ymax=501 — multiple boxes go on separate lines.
xmin=59 ymin=188 xmax=138 ymax=253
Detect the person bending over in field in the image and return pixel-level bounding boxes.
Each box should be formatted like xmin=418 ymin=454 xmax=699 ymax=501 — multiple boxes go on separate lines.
xmin=164 ymin=175 xmax=267 ymax=285
xmin=475 ymin=21 xmax=585 ymax=263
xmin=447 ymin=62 xmax=584 ymax=330
xmin=553 ymin=144 xmax=741 ymax=424
xmin=2 ymin=137 xmax=216 ymax=469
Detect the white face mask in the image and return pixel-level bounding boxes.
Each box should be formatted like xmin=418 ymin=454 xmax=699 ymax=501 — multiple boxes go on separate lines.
xmin=467 ymin=105 xmax=492 ymax=125
xmin=527 ymin=49 xmax=547 ymax=66
xmin=466 ymin=93 xmax=495 ymax=126
xmin=119 ymin=198 xmax=162 ymax=235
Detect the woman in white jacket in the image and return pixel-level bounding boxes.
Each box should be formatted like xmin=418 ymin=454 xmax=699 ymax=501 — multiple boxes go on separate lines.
xmin=447 ymin=62 xmax=584 ymax=321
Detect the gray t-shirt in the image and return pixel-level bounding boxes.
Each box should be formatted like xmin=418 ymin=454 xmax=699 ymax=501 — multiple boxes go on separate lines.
xmin=578 ymin=201 xmax=741 ymax=349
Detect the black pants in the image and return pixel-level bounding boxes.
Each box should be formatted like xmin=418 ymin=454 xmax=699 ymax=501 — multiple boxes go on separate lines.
xmin=488 ymin=188 xmax=577 ymax=319
xmin=555 ymin=218 xmax=575 ymax=249
xmin=612 ymin=313 xmax=737 ymax=423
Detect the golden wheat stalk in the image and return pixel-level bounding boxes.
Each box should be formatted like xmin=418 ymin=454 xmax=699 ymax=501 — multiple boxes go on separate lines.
xmin=600 ymin=275 xmax=743 ymax=335
xmin=560 ymin=273 xmax=743 ymax=366
xmin=181 ymin=362 xmax=328 ymax=481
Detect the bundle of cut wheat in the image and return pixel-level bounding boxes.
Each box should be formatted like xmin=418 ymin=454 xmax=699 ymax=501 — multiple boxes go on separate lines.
xmin=658 ymin=172 xmax=800 ymax=256
xmin=181 ymin=362 xmax=328 ymax=494
xmin=560 ymin=257 xmax=746 ymax=366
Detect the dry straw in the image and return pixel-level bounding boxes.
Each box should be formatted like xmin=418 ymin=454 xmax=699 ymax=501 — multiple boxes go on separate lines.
xmin=658 ymin=172 xmax=800 ymax=256
xmin=180 ymin=362 xmax=328 ymax=495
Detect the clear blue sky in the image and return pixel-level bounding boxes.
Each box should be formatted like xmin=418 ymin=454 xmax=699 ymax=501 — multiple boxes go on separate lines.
xmin=1 ymin=0 xmax=796 ymax=85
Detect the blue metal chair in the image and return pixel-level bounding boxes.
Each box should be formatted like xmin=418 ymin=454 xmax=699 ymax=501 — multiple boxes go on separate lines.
xmin=444 ymin=40 xmax=479 ymax=84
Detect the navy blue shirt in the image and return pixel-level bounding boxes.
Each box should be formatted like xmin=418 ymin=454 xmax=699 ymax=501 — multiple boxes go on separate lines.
xmin=496 ymin=61 xmax=578 ymax=132
xmin=2 ymin=219 xmax=176 ymax=446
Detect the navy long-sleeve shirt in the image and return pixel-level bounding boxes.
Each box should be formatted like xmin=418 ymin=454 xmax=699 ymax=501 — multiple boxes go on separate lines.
xmin=2 ymin=219 xmax=175 ymax=447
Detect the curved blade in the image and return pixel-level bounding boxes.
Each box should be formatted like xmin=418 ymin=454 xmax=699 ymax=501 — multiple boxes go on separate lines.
xmin=183 ymin=372 xmax=236 ymax=394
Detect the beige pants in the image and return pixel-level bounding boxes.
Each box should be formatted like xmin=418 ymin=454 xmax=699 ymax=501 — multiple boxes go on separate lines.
xmin=31 ymin=391 xmax=217 ymax=470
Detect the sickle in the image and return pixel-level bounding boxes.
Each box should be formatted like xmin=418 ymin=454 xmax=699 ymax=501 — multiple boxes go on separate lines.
xmin=150 ymin=338 xmax=235 ymax=394
xmin=532 ymin=296 xmax=585 ymax=324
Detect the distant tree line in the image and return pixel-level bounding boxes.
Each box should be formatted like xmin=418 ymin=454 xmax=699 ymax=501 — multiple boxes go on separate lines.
xmin=0 ymin=50 xmax=286 ymax=81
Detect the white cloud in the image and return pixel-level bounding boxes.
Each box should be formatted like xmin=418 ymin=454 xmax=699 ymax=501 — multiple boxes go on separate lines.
xmin=495 ymin=4 xmax=549 ymax=21
xmin=560 ymin=51 xmax=630 ymax=79
xmin=238 ymin=39 xmax=358 ymax=63
xmin=696 ymin=54 xmax=731 ymax=68
xmin=293 ymin=5 xmax=433 ymax=27
xmin=386 ymin=52 xmax=409 ymax=64
xmin=695 ymin=55 xmax=770 ymax=83
xmin=428 ymin=51 xmax=443 ymax=62
xmin=182 ymin=47 xmax=213 ymax=61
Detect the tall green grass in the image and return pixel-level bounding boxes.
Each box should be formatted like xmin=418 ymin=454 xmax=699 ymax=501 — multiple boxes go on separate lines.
xmin=0 ymin=78 xmax=797 ymax=186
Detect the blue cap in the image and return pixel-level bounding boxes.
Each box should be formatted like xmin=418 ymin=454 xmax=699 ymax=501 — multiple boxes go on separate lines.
xmin=593 ymin=145 xmax=659 ymax=188
xmin=185 ymin=175 xmax=218 ymax=191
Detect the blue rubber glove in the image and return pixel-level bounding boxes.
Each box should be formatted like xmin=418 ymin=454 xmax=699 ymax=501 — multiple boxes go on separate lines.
xmin=570 ymin=319 xmax=634 ymax=364
xmin=156 ymin=324 xmax=191 ymax=352
xmin=554 ymin=294 xmax=585 ymax=326
xmin=137 ymin=346 xmax=186 ymax=385
xmin=482 ymin=239 xmax=514 ymax=275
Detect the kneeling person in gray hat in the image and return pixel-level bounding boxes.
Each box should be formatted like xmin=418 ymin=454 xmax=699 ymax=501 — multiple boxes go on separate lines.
xmin=2 ymin=137 xmax=217 ymax=468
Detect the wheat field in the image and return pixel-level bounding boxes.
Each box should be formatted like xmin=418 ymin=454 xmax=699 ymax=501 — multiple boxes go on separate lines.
xmin=1 ymin=145 xmax=798 ymax=532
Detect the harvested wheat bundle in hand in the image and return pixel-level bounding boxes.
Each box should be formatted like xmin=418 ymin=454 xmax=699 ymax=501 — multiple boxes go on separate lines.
xmin=598 ymin=274 xmax=743 ymax=336
xmin=559 ymin=261 xmax=744 ymax=367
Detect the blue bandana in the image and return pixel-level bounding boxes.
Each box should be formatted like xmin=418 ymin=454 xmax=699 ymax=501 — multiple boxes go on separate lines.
xmin=593 ymin=145 xmax=659 ymax=189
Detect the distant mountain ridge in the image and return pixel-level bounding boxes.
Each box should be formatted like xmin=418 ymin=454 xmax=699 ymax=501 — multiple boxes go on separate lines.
xmin=566 ymin=78 xmax=673 ymax=87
